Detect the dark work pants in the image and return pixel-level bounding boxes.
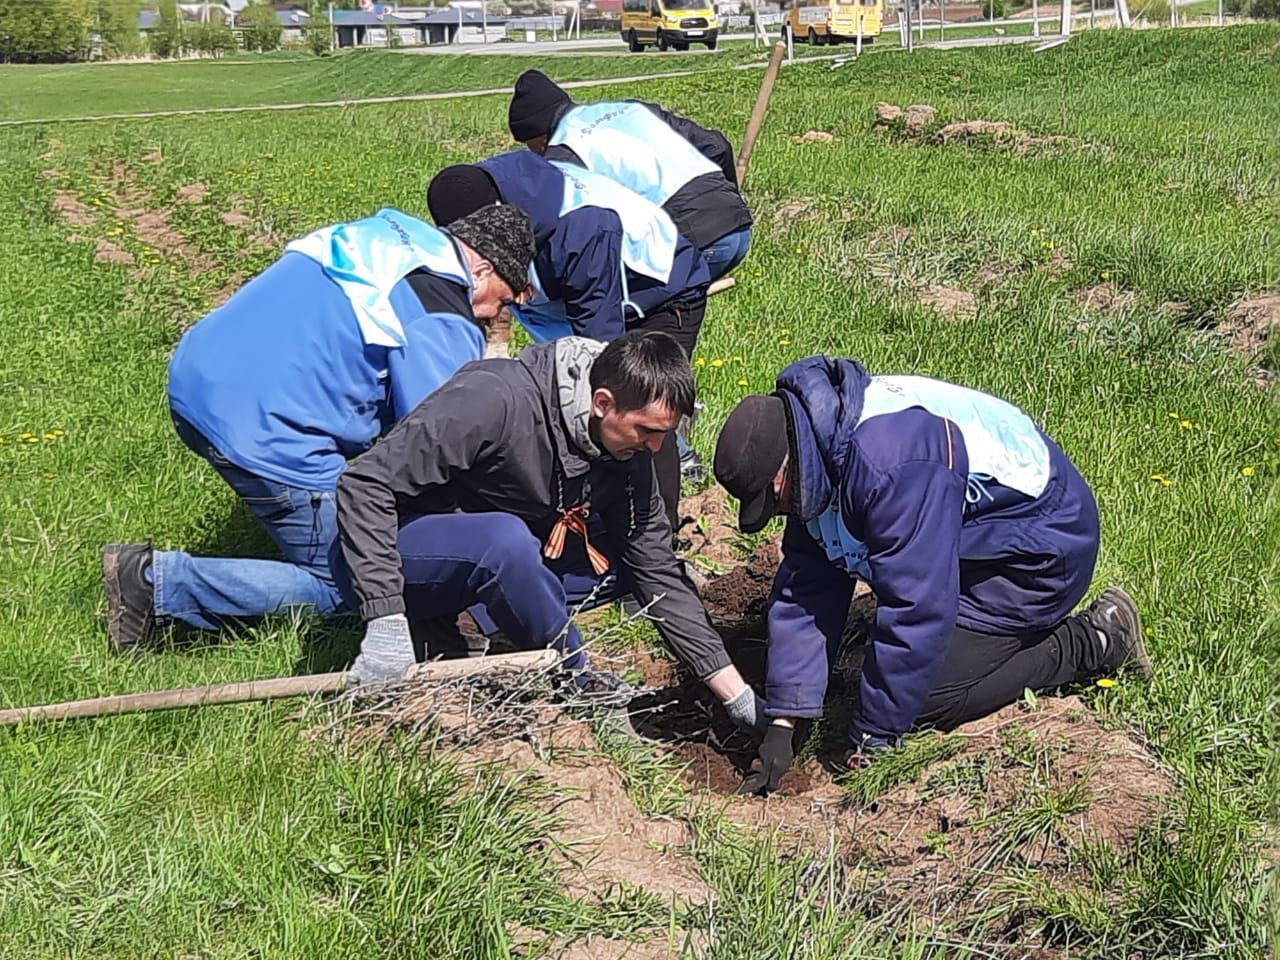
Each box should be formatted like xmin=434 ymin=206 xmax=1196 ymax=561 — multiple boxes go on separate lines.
xmin=390 ymin=511 xmax=628 ymax=672
xmin=911 ymin=615 xmax=1105 ymax=732
xmin=629 ymin=295 xmax=706 ymax=533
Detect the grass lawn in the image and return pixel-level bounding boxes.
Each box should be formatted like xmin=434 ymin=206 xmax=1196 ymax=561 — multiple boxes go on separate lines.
xmin=0 ymin=25 xmax=1277 ymax=959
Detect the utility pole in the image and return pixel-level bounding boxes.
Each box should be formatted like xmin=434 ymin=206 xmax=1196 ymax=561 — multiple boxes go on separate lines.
xmin=1032 ymin=0 xmax=1040 ymax=37
xmin=1060 ymin=0 xmax=1071 ymax=34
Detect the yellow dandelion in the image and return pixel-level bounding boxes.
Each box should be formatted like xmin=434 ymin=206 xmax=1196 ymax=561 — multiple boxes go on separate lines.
xmin=51 ymin=429 xmax=63 ymax=437
xmin=1101 ymin=270 xmax=1111 ymax=280
xmin=26 ymin=436 xmax=39 ymax=444
xmin=732 ymin=355 xmax=743 ymax=362
xmin=781 ymin=328 xmax=792 ymax=335
xmin=711 ymin=358 xmax=726 ymax=368
xmin=1241 ymin=465 xmax=1256 ymax=477
xmin=1150 ymin=474 xmax=1173 ymax=486
xmin=1179 ymin=419 xmax=1193 ymax=429
xmin=1095 ymin=677 xmax=1117 ymax=689
xmin=19 ymin=432 xmax=34 ymax=440
xmin=694 ymin=357 xmax=707 ymax=368
xmin=43 ymin=432 xmax=57 ymax=440
xmin=1167 ymin=411 xmax=1179 ymax=419
xmin=779 ymin=340 xmax=792 ymax=347
xmin=737 ymin=378 xmax=749 ymax=386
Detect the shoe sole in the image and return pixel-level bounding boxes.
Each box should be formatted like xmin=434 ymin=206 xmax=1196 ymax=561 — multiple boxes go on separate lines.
xmin=101 ymin=544 xmax=137 ymax=655
xmin=1101 ymin=586 xmax=1153 ymax=679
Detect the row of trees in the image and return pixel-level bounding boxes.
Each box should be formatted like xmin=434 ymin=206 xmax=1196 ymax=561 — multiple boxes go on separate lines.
xmin=0 ymin=0 xmax=331 ymax=63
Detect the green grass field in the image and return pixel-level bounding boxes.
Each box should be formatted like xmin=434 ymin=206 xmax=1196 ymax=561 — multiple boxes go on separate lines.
xmin=0 ymin=26 xmax=1277 ymax=959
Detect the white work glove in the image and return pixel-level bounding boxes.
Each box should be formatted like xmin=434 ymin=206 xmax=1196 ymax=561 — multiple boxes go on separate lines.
xmin=346 ymin=615 xmax=415 ymax=687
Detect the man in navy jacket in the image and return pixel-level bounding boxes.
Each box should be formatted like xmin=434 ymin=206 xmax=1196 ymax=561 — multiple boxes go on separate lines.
xmin=507 ymin=68 xmax=754 ymax=282
xmin=427 ymin=152 xmax=710 ymax=530
xmin=713 ymin=357 xmax=1153 ymax=794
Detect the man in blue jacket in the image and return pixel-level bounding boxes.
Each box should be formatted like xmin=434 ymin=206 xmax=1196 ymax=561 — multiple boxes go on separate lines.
xmin=507 ymin=69 xmax=754 ymax=281
xmin=713 ymin=357 xmax=1153 ymax=794
xmin=427 ymin=153 xmax=710 ymax=530
xmin=102 ymin=204 xmax=536 ymax=652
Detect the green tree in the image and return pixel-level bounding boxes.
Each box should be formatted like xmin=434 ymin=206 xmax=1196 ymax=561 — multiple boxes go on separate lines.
xmin=1246 ymin=0 xmax=1280 ymax=17
xmin=188 ymin=15 xmax=235 ymax=55
xmin=0 ymin=0 xmax=94 ymax=63
xmin=303 ymin=2 xmax=331 ymax=55
xmin=95 ymin=0 xmax=143 ymax=58
xmin=239 ymin=0 xmax=281 ymax=51
xmin=982 ymin=0 xmax=1007 ymax=17
xmin=148 ymin=0 xmax=183 ymax=56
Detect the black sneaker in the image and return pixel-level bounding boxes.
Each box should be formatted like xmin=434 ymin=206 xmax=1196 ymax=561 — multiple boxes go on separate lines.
xmin=102 ymin=542 xmax=156 ymax=654
xmin=680 ymin=445 xmax=707 ymax=483
xmin=1082 ymin=586 xmax=1153 ymax=679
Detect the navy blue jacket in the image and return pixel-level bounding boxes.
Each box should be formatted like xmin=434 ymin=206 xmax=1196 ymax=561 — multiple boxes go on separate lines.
xmin=764 ymin=357 xmax=1100 ymax=743
xmin=478 ymin=151 xmax=709 ymax=341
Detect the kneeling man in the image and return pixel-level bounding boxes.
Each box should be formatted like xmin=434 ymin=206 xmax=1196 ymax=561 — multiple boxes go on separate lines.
xmin=339 ymin=331 xmax=767 ymax=732
xmin=714 ymin=356 xmax=1152 ymax=793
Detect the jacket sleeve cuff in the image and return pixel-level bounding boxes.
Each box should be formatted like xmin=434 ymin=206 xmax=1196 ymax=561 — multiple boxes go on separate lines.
xmin=359 ymin=595 xmax=406 ymax=621
xmin=686 ymin=648 xmax=733 ymax=682
xmin=763 ymin=683 xmax=826 ymax=719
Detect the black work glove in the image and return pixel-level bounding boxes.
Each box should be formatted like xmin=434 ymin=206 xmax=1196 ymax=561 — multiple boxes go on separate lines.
xmin=736 ymin=722 xmax=795 ymax=796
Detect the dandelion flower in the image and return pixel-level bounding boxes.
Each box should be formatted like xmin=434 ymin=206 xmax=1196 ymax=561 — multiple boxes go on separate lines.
xmin=732 ymin=355 xmax=743 ymax=362
xmin=1095 ymin=677 xmax=1117 ymax=689
xmin=711 ymin=358 xmax=726 ymax=368
xmin=694 ymin=357 xmax=707 ymax=368
xmin=1179 ymin=419 xmax=1193 ymax=429
xmin=1241 ymin=465 xmax=1256 ymax=477
xmin=1149 ymin=474 xmax=1173 ymax=486
xmin=43 ymin=432 xmax=57 ymax=440
xmin=779 ymin=340 xmax=791 ymax=347
xmin=1167 ymin=412 xmax=1179 ymax=419
xmin=737 ymin=378 xmax=749 ymax=386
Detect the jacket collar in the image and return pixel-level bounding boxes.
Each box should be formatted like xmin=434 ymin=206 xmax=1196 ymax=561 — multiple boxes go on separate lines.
xmin=517 ymin=340 xmax=593 ymax=480
xmin=774 ymin=356 xmax=871 ymax=520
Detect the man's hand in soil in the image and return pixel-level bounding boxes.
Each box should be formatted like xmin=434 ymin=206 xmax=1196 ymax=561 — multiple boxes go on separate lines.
xmin=737 ymin=721 xmax=795 ymax=795
xmin=347 ymin=614 xmax=415 ymax=687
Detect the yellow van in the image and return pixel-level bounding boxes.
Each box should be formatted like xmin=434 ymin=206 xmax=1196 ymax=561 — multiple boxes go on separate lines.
xmin=620 ymin=0 xmax=720 ymax=52
xmin=782 ymin=0 xmax=884 ymax=46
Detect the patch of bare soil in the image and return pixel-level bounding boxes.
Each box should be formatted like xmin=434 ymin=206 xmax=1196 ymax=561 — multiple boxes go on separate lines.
xmin=674 ymin=693 xmax=1173 ymax=933
xmin=977 ymin=261 xmax=1010 ymax=288
xmin=875 ymin=103 xmax=1082 ymax=156
xmin=678 ymin=486 xmax=747 ymax=575
xmin=94 ymin=238 xmax=135 ymax=265
xmin=1041 ymin=248 xmax=1075 ymax=278
xmin=52 ymin=190 xmax=96 ymax=228
xmin=351 ymin=685 xmax=711 ymax=911
xmin=141 ymin=148 xmax=165 ymax=165
xmin=918 ymin=283 xmax=977 ymax=320
xmin=40 ymin=138 xmax=65 ymax=161
xmin=511 ymin=927 xmax=692 ymax=960
xmin=1220 ymin=292 xmax=1280 ymax=359
xmin=773 ymin=198 xmax=824 ymax=224
xmin=1074 ymin=282 xmax=1138 ymax=313
xmin=175 ymin=181 xmax=208 ymax=204
xmin=793 ymin=129 xmax=836 ymax=144
xmin=220 ymin=208 xmax=255 ymax=228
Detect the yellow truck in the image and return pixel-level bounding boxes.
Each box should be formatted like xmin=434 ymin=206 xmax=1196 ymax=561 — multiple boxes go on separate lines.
xmin=620 ymin=0 xmax=720 ymax=51
xmin=782 ymin=0 xmax=884 ymax=46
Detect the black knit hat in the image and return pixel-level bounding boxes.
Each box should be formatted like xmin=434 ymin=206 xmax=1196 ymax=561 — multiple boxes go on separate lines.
xmin=508 ymin=69 xmax=572 ymax=143
xmin=427 ymin=164 xmax=502 ymax=227
xmin=713 ymin=395 xmax=790 ymax=534
xmin=448 ymin=203 xmax=534 ymax=296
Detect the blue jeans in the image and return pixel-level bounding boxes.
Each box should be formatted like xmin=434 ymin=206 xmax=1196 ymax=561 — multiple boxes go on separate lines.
xmin=152 ymin=414 xmax=348 ymax=631
xmin=391 ymin=511 xmax=629 ymax=672
xmin=702 ymin=227 xmax=753 ymax=281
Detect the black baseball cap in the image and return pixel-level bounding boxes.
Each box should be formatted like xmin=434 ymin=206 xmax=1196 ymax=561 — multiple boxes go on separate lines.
xmin=713 ymin=394 xmax=790 ymax=534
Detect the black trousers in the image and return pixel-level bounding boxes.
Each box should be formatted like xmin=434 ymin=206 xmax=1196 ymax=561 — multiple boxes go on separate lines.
xmin=628 ymin=295 xmax=706 ymax=534
xmin=912 ymin=613 xmax=1105 ymax=732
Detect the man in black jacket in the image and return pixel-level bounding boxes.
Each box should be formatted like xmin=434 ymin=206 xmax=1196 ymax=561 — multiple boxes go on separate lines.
xmin=507 ymin=69 xmax=754 ymax=282
xmin=337 ymin=331 xmax=767 ymax=733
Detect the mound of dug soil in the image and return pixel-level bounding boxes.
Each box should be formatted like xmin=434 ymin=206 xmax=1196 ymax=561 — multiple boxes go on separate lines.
xmin=873 ymin=102 xmax=1082 ymax=156
xmin=1221 ymin=292 xmax=1280 ymax=359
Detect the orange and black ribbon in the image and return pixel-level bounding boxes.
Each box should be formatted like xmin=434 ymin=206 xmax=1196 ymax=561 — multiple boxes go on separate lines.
xmin=543 ymin=504 xmax=610 ymax=575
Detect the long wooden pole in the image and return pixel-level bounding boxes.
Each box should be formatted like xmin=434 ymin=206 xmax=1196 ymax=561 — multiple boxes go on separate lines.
xmin=735 ymin=41 xmax=786 ymax=188
xmin=0 ymin=649 xmax=557 ymax=727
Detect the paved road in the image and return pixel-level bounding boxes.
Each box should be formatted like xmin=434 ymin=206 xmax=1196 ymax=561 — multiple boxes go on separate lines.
xmin=397 ymin=33 xmax=763 ymax=56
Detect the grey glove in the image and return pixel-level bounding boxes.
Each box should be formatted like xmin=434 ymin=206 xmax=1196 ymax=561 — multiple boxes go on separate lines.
xmin=723 ymin=686 xmax=770 ymax=735
xmin=347 ymin=615 xmax=415 ymax=687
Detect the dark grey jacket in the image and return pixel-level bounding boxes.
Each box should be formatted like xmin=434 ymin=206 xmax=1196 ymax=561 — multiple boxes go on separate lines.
xmin=336 ymin=341 xmax=732 ymax=680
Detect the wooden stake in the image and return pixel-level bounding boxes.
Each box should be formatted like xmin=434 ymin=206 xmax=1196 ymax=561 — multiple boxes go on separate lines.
xmin=736 ymin=41 xmax=786 ymax=188
xmin=0 ymin=649 xmax=558 ymax=727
